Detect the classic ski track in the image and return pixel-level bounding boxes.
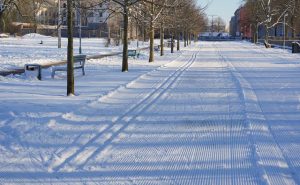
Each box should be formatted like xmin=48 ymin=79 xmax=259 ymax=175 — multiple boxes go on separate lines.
xmin=73 ymin=51 xmax=199 ymax=171
xmin=206 ymin=45 xmax=260 ymax=185
xmin=214 ymin=44 xmax=269 ymax=185
xmin=49 ymin=48 xmax=199 ymax=172
xmin=41 ymin=51 xmax=185 ymax=171
xmin=240 ymin=43 xmax=300 ymax=184
xmin=214 ymin=42 xmax=300 ymax=185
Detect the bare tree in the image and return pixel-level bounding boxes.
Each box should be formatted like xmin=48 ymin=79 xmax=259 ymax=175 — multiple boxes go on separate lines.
xmin=0 ymin=0 xmax=23 ymax=32
xmin=245 ymin=0 xmax=295 ymax=44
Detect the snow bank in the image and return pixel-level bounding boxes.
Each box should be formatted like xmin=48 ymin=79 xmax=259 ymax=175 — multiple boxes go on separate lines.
xmin=22 ymin=33 xmax=52 ymax=39
xmin=0 ymin=33 xmax=9 ymax=38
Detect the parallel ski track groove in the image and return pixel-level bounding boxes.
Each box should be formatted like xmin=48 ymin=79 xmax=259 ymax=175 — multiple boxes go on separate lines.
xmin=50 ymin=50 xmax=199 ymax=172
xmin=76 ymin=51 xmax=199 ymax=171
xmin=215 ymin=42 xmax=300 ymax=185
xmin=240 ymin=43 xmax=300 ymax=185
xmin=214 ymin=43 xmax=266 ymax=185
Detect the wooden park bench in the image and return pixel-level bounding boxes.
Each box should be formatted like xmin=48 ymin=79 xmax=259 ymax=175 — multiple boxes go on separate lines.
xmin=166 ymin=40 xmax=176 ymax=48
xmin=128 ymin=49 xmax=139 ymax=58
xmin=51 ymin=55 xmax=86 ymax=78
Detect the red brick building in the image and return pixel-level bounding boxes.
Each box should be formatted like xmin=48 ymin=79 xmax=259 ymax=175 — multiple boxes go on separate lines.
xmin=230 ymin=6 xmax=252 ymax=39
xmin=239 ymin=6 xmax=252 ymax=39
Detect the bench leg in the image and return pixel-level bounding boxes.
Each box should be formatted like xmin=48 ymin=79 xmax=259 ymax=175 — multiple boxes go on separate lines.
xmin=82 ymin=67 xmax=85 ymax=76
xmin=51 ymin=70 xmax=55 ymax=78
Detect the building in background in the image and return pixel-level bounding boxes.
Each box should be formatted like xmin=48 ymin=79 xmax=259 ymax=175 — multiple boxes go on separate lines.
xmin=230 ymin=5 xmax=299 ymax=41
xmin=46 ymin=0 xmax=110 ymax=37
xmin=6 ymin=0 xmax=112 ymax=37
xmin=229 ymin=16 xmax=237 ymax=37
xmin=230 ymin=6 xmax=252 ymax=39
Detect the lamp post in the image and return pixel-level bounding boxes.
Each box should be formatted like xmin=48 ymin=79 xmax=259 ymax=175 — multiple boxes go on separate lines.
xmin=256 ymin=23 xmax=259 ymax=43
xmin=78 ymin=0 xmax=82 ymax=54
xmin=208 ymin=15 xmax=217 ymax=37
xmin=283 ymin=13 xmax=288 ymax=51
xmin=136 ymin=20 xmax=139 ymax=48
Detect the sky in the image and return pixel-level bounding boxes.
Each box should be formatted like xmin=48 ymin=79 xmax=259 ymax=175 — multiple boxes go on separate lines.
xmin=198 ymin=0 xmax=243 ymax=26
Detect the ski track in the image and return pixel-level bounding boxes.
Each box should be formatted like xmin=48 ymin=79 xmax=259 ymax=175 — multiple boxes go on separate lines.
xmin=47 ymin=50 xmax=198 ymax=173
xmin=1 ymin=42 xmax=300 ymax=184
xmin=214 ymin=42 xmax=300 ymax=185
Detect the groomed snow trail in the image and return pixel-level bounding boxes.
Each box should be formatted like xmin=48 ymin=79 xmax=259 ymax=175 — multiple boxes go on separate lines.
xmin=214 ymin=42 xmax=300 ymax=185
xmin=1 ymin=41 xmax=300 ymax=184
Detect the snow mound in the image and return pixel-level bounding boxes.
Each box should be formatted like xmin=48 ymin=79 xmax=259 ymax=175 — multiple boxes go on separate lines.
xmin=23 ymin=33 xmax=52 ymax=39
xmin=0 ymin=33 xmax=9 ymax=38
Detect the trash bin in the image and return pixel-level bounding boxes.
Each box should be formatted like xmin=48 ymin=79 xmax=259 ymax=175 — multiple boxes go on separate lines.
xmin=24 ymin=64 xmax=42 ymax=80
xmin=292 ymin=42 xmax=300 ymax=53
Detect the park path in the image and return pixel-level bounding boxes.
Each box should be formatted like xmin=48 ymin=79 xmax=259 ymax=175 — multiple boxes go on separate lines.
xmin=1 ymin=42 xmax=300 ymax=185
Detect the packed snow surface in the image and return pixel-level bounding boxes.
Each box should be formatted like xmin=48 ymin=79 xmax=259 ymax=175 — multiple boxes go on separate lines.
xmin=0 ymin=34 xmax=147 ymax=71
xmin=1 ymin=41 xmax=300 ymax=184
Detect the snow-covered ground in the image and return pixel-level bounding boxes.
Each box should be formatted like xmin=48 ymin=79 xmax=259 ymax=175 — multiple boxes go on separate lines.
xmin=0 ymin=34 xmax=148 ymax=71
xmin=1 ymin=40 xmax=300 ymax=184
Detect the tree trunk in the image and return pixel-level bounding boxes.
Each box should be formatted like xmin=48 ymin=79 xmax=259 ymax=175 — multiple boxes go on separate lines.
xmin=160 ymin=22 xmax=164 ymax=56
xmin=122 ymin=4 xmax=129 ymax=72
xmin=67 ymin=0 xmax=74 ymax=96
xmin=143 ymin=22 xmax=147 ymax=42
xmin=0 ymin=14 xmax=5 ymax=33
xmin=291 ymin=17 xmax=295 ymax=38
xmin=136 ymin=20 xmax=139 ymax=48
xmin=186 ymin=32 xmax=189 ymax=46
xmin=252 ymin=25 xmax=256 ymax=43
xmin=255 ymin=23 xmax=259 ymax=44
xmin=171 ymin=33 xmax=174 ymax=53
xmin=33 ymin=11 xmax=38 ymax=33
xmin=107 ymin=20 xmax=111 ymax=47
xmin=130 ymin=19 xmax=133 ymax=40
xmin=177 ymin=31 xmax=180 ymax=51
xmin=58 ymin=0 xmax=62 ymax=48
xmin=265 ymin=26 xmax=269 ymax=44
xmin=149 ymin=1 xmax=154 ymax=63
xmin=184 ymin=31 xmax=187 ymax=47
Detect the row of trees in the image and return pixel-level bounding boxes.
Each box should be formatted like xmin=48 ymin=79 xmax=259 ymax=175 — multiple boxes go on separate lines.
xmin=66 ymin=0 xmax=208 ymax=95
xmin=244 ymin=0 xmax=300 ymax=43
xmin=1 ymin=0 xmax=206 ymax=96
xmin=0 ymin=0 xmax=47 ymax=33
xmin=67 ymin=0 xmax=206 ymax=95
xmin=100 ymin=0 xmax=206 ymax=71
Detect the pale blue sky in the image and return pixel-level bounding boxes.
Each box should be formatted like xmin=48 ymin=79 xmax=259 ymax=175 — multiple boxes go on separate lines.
xmin=198 ymin=0 xmax=243 ymax=26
